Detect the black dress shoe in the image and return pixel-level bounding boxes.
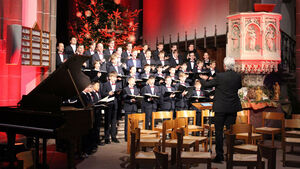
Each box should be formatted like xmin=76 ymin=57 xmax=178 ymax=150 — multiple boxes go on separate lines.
xmin=212 ymin=155 xmax=224 ymax=163
xmin=98 ymin=141 xmax=105 ymax=146
xmin=105 ymin=139 xmax=111 ymax=144
xmin=80 ymin=153 xmax=89 ymax=159
xmin=87 ymin=147 xmax=98 ymax=155
xmin=112 ymin=138 xmax=120 ymax=143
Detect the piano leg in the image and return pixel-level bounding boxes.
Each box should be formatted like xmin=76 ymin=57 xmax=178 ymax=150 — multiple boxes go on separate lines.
xmin=42 ymin=138 xmax=49 ymax=169
xmin=67 ymin=140 xmax=76 ymax=169
xmin=7 ymin=132 xmax=17 ymax=167
xmin=34 ymin=136 xmax=39 ymax=169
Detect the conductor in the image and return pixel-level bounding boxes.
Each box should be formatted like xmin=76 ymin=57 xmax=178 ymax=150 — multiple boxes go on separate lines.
xmin=199 ymin=56 xmax=242 ymax=163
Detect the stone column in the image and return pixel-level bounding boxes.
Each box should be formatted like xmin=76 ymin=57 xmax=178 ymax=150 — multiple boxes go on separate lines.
xmin=296 ymin=0 xmax=300 ymax=105
xmin=49 ymin=0 xmax=57 ymax=72
xmin=37 ymin=0 xmax=56 ymax=72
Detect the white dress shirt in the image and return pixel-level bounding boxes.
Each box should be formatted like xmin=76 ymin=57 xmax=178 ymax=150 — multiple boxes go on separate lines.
xmin=71 ymin=44 xmax=76 ymax=53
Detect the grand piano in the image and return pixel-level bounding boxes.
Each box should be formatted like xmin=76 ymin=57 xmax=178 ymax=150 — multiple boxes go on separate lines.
xmin=0 ymin=55 xmax=93 ymax=169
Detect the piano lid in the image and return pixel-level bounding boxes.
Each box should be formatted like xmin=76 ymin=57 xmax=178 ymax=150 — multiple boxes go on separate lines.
xmin=20 ymin=55 xmax=91 ymax=104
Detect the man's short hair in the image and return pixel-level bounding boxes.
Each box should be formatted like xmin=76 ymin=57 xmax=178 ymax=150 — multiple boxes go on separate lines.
xmin=149 ymin=75 xmax=156 ymax=79
xmin=109 ymin=71 xmax=118 ymax=77
xmin=159 ymin=51 xmax=165 ymax=55
xmin=178 ymin=72 xmax=186 ymax=78
xmin=144 ymin=64 xmax=150 ymax=68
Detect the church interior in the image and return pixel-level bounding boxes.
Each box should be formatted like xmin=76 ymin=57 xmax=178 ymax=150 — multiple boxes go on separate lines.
xmin=0 ymin=0 xmax=299 ymax=168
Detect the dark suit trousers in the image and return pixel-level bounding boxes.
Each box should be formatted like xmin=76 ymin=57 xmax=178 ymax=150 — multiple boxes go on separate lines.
xmin=142 ymin=103 xmax=156 ymax=130
xmin=105 ymin=102 xmax=118 ymax=140
xmin=214 ymin=112 xmax=236 ymax=157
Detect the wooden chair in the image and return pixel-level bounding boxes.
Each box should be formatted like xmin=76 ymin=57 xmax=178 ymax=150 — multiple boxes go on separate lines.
xmin=255 ymin=112 xmax=284 ymax=147
xmin=201 ymin=109 xmax=215 ymax=151
xmin=229 ymin=124 xmax=259 ymax=155
xmin=130 ymin=127 xmax=156 ymax=169
xmin=153 ymin=145 xmax=169 ymax=169
xmin=201 ymin=109 xmax=215 ymax=131
xmin=292 ymin=114 xmax=300 ymax=119
xmin=257 ymin=143 xmax=277 ymax=169
xmin=175 ymin=117 xmax=208 ymax=152
xmin=226 ymin=133 xmax=263 ymax=169
xmin=161 ymin=120 xmax=196 ymax=165
xmin=282 ymin=119 xmax=300 ymax=167
xmin=128 ymin=118 xmax=160 ymax=154
xmin=152 ymin=111 xmax=173 ymax=133
xmin=176 ymin=110 xmax=204 ymax=136
xmin=128 ymin=113 xmax=159 ymax=137
xmin=176 ymin=128 xmax=211 ymax=169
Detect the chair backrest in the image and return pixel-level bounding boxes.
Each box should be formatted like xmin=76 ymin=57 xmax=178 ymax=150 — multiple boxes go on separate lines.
xmin=153 ymin=145 xmax=168 ymax=169
xmin=176 ymin=110 xmax=196 ymax=125
xmin=152 ymin=111 xmax=173 ymax=130
xmin=128 ymin=113 xmax=146 ymax=129
xmin=236 ymin=110 xmax=249 ymax=124
xmin=285 ymin=119 xmax=300 ymax=129
xmin=201 ymin=109 xmax=215 ymax=127
xmin=230 ymin=123 xmax=252 ymax=143
xmin=130 ymin=128 xmax=141 ymax=165
xmin=128 ymin=119 xmax=139 ymax=153
xmin=174 ymin=117 xmax=188 ymax=137
xmin=262 ymin=112 xmax=284 ymax=128
xmin=162 ymin=119 xmax=175 ymax=152
xmin=292 ymin=114 xmax=300 ymax=119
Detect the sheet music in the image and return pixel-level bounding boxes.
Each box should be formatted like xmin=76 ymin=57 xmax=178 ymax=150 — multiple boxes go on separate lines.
xmin=98 ymin=96 xmax=115 ymax=103
xmin=200 ymin=103 xmax=212 ymax=107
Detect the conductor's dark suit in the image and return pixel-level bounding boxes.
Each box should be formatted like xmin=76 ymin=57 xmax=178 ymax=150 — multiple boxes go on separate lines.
xmin=200 ymin=70 xmax=242 ymax=159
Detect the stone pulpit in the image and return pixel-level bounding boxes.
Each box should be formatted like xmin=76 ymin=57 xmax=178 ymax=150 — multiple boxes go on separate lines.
xmin=227 ymin=12 xmax=282 ymax=86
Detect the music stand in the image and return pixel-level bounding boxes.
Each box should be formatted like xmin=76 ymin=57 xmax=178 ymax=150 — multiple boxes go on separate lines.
xmin=192 ymin=102 xmax=214 ymax=153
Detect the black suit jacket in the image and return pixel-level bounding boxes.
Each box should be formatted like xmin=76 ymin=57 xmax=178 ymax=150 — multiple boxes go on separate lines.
xmin=156 ymin=60 xmax=170 ymax=67
xmin=160 ymin=85 xmax=175 ymax=110
xmin=200 ymin=70 xmax=242 ymax=113
xmin=101 ymin=81 xmax=122 ymax=105
xmin=174 ymin=82 xmax=190 ymax=108
xmin=103 ymin=49 xmax=115 ymax=60
xmin=187 ymin=60 xmax=196 ymax=72
xmin=152 ymin=50 xmax=163 ymax=60
xmin=55 ymin=52 xmax=68 ymax=68
xmin=141 ymin=85 xmax=161 ymax=109
xmin=123 ymin=86 xmax=140 ymax=112
xmin=121 ymin=51 xmax=131 ymax=60
xmin=208 ymin=68 xmax=218 ymax=77
xmin=84 ymin=50 xmax=95 ymax=69
xmin=91 ymin=90 xmax=102 ymax=104
xmin=141 ymin=58 xmax=156 ymax=67
xmin=138 ymin=52 xmax=146 ymax=62
xmin=65 ymin=45 xmax=76 ymax=58
xmin=169 ymin=56 xmax=183 ymax=67
xmin=107 ymin=63 xmax=124 ymax=75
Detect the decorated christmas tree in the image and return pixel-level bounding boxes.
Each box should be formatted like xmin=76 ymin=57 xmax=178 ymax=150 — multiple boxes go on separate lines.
xmin=69 ymin=0 xmax=141 ymax=48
